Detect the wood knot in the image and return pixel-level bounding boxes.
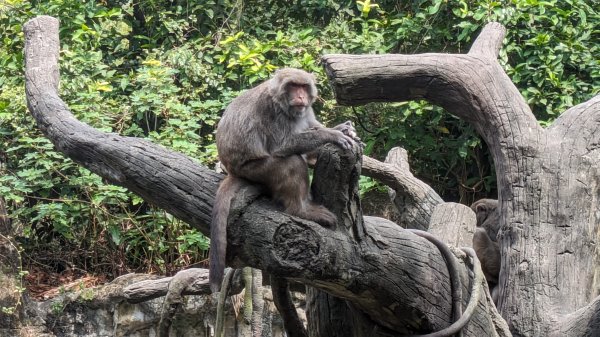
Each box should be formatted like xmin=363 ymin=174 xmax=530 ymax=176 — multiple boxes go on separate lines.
xmin=273 ymin=223 xmax=320 ymax=264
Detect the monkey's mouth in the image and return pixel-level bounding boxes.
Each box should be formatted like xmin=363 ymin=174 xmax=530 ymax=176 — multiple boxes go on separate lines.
xmin=290 ymin=105 xmax=307 ymax=113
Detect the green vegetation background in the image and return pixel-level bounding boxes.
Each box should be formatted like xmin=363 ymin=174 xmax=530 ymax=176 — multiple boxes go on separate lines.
xmin=0 ymin=0 xmax=597 ymax=277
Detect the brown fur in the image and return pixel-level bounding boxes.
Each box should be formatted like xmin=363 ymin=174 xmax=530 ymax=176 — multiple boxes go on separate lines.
xmin=473 ymin=228 xmax=500 ymax=283
xmin=471 ymin=198 xmax=501 ymax=303
xmin=209 ymin=68 xmax=355 ymax=292
xmin=472 ymin=198 xmax=500 ymax=240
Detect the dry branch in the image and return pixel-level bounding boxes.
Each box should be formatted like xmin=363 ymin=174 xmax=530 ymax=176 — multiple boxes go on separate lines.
xmin=24 ymin=16 xmax=219 ymax=234
xmin=362 ymin=147 xmax=443 ymax=230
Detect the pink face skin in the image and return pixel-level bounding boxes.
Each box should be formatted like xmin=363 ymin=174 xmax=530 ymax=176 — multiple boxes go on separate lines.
xmin=287 ymin=84 xmax=312 ymax=114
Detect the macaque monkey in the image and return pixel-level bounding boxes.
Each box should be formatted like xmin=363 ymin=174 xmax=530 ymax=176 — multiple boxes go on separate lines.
xmin=471 ymin=198 xmax=501 ymax=303
xmin=210 ymin=68 xmax=356 ymax=293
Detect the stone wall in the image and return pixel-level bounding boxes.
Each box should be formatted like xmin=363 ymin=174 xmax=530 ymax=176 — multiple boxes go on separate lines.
xmin=1 ymin=274 xmax=292 ymax=337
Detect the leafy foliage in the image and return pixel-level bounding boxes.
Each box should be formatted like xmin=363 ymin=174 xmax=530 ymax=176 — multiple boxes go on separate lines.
xmin=0 ymin=0 xmax=597 ymax=276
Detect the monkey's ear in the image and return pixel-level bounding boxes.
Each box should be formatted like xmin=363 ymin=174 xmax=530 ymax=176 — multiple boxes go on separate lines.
xmin=475 ymin=203 xmax=488 ymax=213
xmin=268 ymin=73 xmax=283 ymax=96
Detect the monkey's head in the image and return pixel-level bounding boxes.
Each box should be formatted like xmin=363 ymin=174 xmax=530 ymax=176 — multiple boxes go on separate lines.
xmin=471 ymin=199 xmax=498 ymax=227
xmin=269 ymin=68 xmax=318 ymax=118
xmin=471 ymin=198 xmax=500 ymax=241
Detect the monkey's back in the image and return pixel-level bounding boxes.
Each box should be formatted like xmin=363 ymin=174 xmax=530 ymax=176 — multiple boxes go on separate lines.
xmin=216 ymin=80 xmax=287 ymax=174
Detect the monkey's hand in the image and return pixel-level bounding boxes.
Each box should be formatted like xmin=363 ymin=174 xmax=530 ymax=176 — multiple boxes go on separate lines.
xmin=272 ymin=128 xmax=355 ymax=157
xmin=333 ymin=121 xmax=359 ymax=140
xmin=329 ymin=129 xmax=355 ymax=151
xmin=333 ymin=121 xmax=364 ymax=148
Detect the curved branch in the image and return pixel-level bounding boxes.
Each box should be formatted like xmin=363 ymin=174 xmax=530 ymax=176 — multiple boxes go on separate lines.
xmin=24 ymin=16 xmax=220 ymax=234
xmin=321 ymin=24 xmax=544 ymax=202
xmin=468 ymin=22 xmax=506 ymax=59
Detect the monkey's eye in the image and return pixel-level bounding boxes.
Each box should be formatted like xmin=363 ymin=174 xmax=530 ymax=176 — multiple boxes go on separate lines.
xmin=286 ymin=82 xmax=307 ymax=88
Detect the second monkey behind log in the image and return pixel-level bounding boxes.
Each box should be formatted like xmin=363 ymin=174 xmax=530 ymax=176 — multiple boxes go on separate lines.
xmin=209 ymin=68 xmax=357 ymax=292
xmin=471 ymin=198 xmax=501 ymax=303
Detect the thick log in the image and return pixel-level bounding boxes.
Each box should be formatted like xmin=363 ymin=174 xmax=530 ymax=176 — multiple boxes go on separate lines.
xmin=323 ymin=22 xmax=600 ymax=337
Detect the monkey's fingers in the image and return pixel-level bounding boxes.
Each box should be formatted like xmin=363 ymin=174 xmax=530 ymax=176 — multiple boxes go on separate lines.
xmin=328 ymin=129 xmax=355 ymax=151
xmin=345 ymin=129 xmax=357 ymax=138
xmin=334 ymin=121 xmax=358 ymax=139
xmin=345 ymin=130 xmax=359 ymax=141
xmin=339 ymin=135 xmax=356 ymax=151
xmin=345 ymin=134 xmax=365 ymax=149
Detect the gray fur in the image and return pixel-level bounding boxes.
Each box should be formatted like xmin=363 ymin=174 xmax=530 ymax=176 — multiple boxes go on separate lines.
xmin=209 ymin=68 xmax=355 ymax=293
xmin=471 ymin=198 xmax=501 ymax=303
xmin=472 ymin=198 xmax=500 ymax=240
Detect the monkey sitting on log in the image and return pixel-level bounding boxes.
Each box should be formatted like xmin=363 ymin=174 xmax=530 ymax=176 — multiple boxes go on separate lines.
xmin=209 ymin=68 xmax=357 ymax=293
xmin=471 ymin=198 xmax=501 ymax=303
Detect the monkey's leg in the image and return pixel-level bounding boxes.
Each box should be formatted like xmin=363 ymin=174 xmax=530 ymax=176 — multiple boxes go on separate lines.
xmin=240 ymin=156 xmax=336 ymax=227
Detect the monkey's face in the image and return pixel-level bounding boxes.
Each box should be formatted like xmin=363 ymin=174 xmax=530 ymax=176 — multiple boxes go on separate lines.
xmin=286 ymin=84 xmax=314 ymax=116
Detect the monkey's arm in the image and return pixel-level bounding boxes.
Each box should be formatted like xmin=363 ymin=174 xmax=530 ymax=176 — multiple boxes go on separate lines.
xmin=306 ymin=111 xmax=358 ymax=141
xmin=473 ymin=228 xmax=500 ymax=283
xmin=303 ymin=121 xmax=359 ymax=164
xmin=272 ymin=128 xmax=354 ymax=157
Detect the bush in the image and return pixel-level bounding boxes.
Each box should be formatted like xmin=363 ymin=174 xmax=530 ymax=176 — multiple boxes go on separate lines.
xmin=0 ymin=0 xmax=597 ymax=276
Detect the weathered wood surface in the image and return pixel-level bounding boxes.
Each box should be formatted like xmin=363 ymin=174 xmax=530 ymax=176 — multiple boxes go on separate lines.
xmin=362 ymin=147 xmax=443 ymax=230
xmin=323 ymin=21 xmax=600 ymax=337
xmin=429 ymin=203 xmax=476 ymax=248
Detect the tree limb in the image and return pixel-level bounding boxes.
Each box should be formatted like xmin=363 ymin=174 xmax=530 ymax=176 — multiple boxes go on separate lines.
xmin=23 ymin=16 xmax=219 ymax=235
xmin=321 ymin=23 xmax=544 ymax=207
xmin=548 ymin=94 xmax=600 ymax=155
xmin=23 ymin=15 xmax=506 ymax=335
xmin=362 ymin=147 xmax=443 ymax=230
xmin=467 ymin=22 xmax=506 ymax=59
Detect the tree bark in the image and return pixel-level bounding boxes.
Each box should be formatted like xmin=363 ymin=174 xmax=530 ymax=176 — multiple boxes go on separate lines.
xmin=322 ymin=22 xmax=600 ymax=337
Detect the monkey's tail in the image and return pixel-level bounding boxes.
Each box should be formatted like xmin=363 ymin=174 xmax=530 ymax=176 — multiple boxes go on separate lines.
xmin=209 ymin=175 xmax=244 ymax=293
